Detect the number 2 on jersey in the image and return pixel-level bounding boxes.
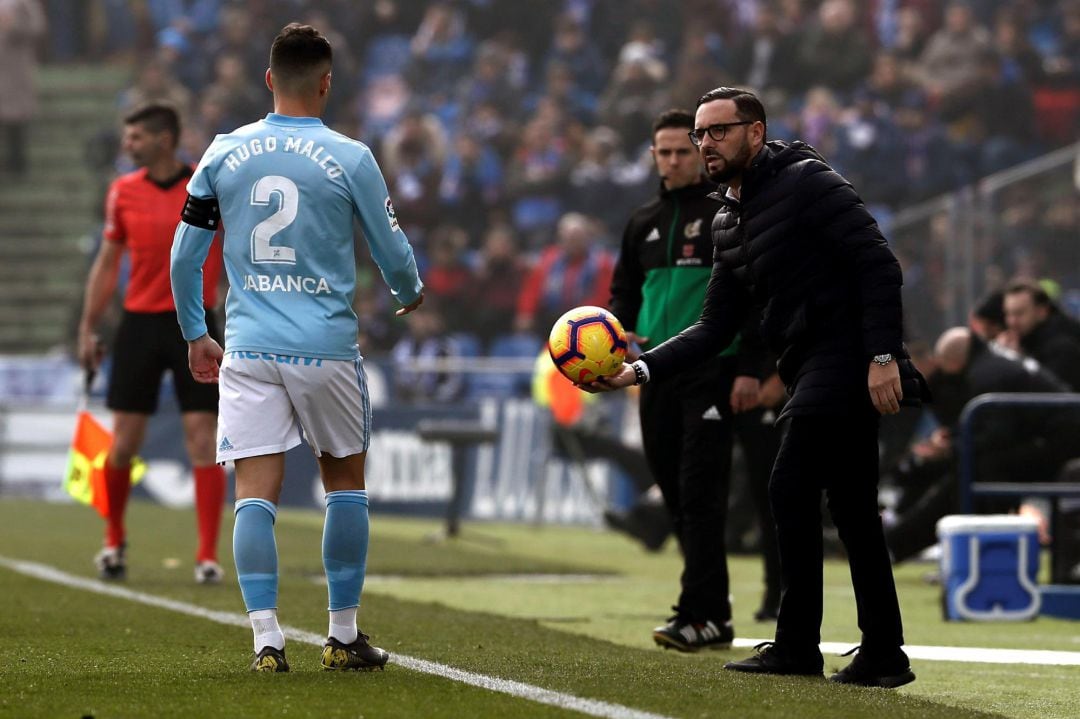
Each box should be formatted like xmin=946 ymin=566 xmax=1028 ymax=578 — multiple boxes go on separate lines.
xmin=250 ymin=175 xmax=298 ymax=264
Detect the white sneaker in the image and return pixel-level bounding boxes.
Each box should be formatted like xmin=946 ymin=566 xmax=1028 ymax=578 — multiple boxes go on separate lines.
xmin=195 ymin=560 xmax=224 ymax=584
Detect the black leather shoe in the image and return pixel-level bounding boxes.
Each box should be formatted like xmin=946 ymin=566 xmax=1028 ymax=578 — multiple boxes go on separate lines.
xmin=724 ymin=642 xmax=824 ymax=677
xmin=829 ymin=645 xmax=915 ymax=688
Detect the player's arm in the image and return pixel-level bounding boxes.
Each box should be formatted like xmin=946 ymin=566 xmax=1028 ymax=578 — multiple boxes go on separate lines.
xmin=609 ymin=216 xmax=648 ymax=355
xmin=349 ymin=150 xmax=424 ymax=312
xmin=171 ymin=195 xmax=224 ymax=383
xmin=77 ymin=238 xmax=123 ymax=371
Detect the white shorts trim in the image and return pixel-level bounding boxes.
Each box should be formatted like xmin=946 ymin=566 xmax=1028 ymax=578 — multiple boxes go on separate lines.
xmin=216 ymin=351 xmax=372 ymax=462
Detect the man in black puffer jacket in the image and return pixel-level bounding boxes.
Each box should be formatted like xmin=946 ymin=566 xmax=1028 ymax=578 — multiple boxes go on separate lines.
xmin=583 ymin=87 xmax=928 ymax=688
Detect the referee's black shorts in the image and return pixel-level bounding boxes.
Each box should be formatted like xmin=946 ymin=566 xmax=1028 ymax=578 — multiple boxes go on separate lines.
xmin=107 ymin=310 xmax=222 ymax=414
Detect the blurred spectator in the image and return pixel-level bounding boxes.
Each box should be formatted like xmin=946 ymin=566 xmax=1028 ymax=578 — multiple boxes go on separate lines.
xmin=202 ymin=4 xmax=267 ymax=80
xmin=669 ymin=27 xmax=731 ymax=109
xmin=303 ymin=8 xmax=359 ymax=124
xmin=148 ymin=0 xmax=221 ymax=88
xmin=1046 ymin=1 xmax=1080 ymax=83
xmin=528 ymin=61 xmax=597 ymax=124
xmin=941 ymin=49 xmax=1037 ymax=176
xmin=147 ymin=0 xmax=220 ymax=42
xmin=456 ymin=40 xmax=520 ymax=115
xmin=597 ymin=42 xmax=670 ymax=154
xmin=969 ymin=290 xmax=1006 ymax=341
xmin=391 ymin=307 xmax=465 ymax=403
xmin=101 ymin=0 xmax=139 ymax=60
xmin=180 ymin=86 xmax=232 ymax=159
xmin=421 ymin=224 xmax=472 ymax=331
xmin=439 ymin=132 xmax=503 ymax=241
xmin=381 ymin=108 xmax=448 ymax=238
xmin=1002 ymin=279 xmax=1080 ymax=390
xmin=726 ymin=2 xmax=800 ymax=95
xmin=515 ymin=212 xmax=615 ymax=334
xmin=464 ymin=224 xmax=530 ymax=344
xmin=595 ymin=0 xmax=684 ymax=63
xmin=506 ymin=114 xmax=574 ymax=248
xmin=884 ymin=327 xmax=1078 ymax=563
xmin=545 ymin=14 xmax=607 ymax=95
xmin=891 ymin=4 xmax=933 ymax=66
xmin=797 ymin=86 xmax=842 ymax=158
xmin=915 ymin=0 xmax=991 ymax=100
xmin=861 ymin=51 xmax=924 ymax=112
xmin=833 ymin=92 xmax=908 ymax=207
xmin=117 ymin=59 xmax=193 ymax=126
xmin=0 ymin=0 xmax=46 ymax=176
xmin=407 ymin=1 xmax=474 ymax=95
xmin=43 ymin=0 xmax=88 ymax=61
xmin=567 ymin=125 xmax=650 ymax=230
xmin=993 ymin=8 xmax=1044 ymax=85
xmin=794 ymin=0 xmax=873 ymax=95
xmin=202 ymin=53 xmax=265 ymax=127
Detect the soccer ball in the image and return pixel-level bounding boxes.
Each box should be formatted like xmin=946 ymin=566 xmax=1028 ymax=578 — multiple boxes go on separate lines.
xmin=547 ymin=306 xmax=629 ymax=384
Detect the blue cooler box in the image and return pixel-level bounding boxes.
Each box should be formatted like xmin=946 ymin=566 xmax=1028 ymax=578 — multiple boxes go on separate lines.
xmin=936 ymin=515 xmax=1040 ymax=621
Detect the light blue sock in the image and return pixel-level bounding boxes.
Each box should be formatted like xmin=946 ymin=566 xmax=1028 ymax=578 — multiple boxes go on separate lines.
xmin=323 ymin=490 xmax=369 ymax=615
xmin=233 ymin=498 xmax=279 ymax=612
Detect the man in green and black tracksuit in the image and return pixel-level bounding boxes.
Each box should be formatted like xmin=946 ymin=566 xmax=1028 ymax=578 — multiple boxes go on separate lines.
xmin=609 ymin=109 xmax=779 ymax=652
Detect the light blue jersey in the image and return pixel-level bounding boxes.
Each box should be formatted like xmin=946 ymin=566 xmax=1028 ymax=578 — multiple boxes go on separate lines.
xmin=171 ymin=113 xmax=422 ymax=360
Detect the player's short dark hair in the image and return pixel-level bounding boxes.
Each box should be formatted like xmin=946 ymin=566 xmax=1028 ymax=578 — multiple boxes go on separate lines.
xmin=123 ymin=102 xmax=180 ymax=142
xmin=696 ymin=86 xmax=768 ymax=140
xmin=652 ymin=109 xmax=694 ymax=135
xmin=1004 ymin=279 xmax=1052 ymax=307
xmin=270 ymin=23 xmax=333 ymax=93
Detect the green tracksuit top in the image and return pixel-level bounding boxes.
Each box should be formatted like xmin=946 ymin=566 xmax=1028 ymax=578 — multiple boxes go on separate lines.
xmin=609 ymin=178 xmax=740 ymax=356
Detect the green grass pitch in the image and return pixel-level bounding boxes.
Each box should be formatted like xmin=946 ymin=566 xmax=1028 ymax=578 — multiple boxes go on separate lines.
xmin=0 ymin=498 xmax=1077 ymax=718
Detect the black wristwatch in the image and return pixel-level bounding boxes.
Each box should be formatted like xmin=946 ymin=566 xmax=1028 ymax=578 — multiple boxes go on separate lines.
xmin=872 ymin=353 xmax=894 ymax=367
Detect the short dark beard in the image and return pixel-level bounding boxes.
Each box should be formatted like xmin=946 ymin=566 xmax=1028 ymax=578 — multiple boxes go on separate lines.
xmin=706 ymin=140 xmax=752 ymax=185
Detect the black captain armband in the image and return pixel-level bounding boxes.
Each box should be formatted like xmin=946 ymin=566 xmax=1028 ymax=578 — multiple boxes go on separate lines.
xmin=181 ymin=194 xmax=221 ymax=230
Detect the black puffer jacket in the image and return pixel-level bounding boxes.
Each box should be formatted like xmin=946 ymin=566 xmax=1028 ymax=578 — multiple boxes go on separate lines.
xmin=641 ymin=140 xmax=922 ymax=418
xmin=1019 ymin=312 xmax=1080 ymax=390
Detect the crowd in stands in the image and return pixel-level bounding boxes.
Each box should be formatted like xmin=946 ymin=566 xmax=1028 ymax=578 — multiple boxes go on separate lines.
xmin=39 ymin=0 xmax=1080 ymax=360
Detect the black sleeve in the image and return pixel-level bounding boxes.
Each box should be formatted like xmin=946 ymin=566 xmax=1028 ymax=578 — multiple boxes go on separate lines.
xmin=608 ymin=216 xmax=644 ymax=333
xmin=1039 ymin=337 xmax=1080 ymax=391
xmin=180 ymin=194 xmax=221 ymax=231
xmin=639 ymin=259 xmax=750 ymax=383
xmin=798 ymin=163 xmax=904 ymax=360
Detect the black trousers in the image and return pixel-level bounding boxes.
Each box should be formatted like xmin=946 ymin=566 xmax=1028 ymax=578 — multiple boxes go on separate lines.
xmin=734 ymin=409 xmax=783 ymax=611
xmin=640 ymin=361 xmax=734 ymax=623
xmin=771 ymin=413 xmax=904 ymax=653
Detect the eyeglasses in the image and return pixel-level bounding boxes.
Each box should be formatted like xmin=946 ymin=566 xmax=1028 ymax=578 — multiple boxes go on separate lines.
xmin=688 ymin=121 xmax=753 ymax=146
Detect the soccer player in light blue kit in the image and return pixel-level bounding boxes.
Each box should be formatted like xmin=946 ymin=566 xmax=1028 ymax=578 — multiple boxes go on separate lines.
xmin=170 ymin=23 xmax=423 ymax=673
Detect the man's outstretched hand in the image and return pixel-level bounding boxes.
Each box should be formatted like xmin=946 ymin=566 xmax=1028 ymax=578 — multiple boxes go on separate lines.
xmin=577 ymin=363 xmax=638 ymax=393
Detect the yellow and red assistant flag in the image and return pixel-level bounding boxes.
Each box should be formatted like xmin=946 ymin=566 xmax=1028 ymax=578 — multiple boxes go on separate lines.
xmin=62 ymin=411 xmax=145 ymax=517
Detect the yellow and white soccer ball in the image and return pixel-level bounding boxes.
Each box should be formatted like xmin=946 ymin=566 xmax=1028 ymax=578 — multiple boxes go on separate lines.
xmin=547 ymin=306 xmax=628 ymax=384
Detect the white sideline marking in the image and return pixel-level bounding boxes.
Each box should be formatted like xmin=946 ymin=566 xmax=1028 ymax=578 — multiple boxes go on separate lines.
xmin=732 ymin=639 xmax=1080 ymax=667
xmin=0 ymin=556 xmax=672 ymax=719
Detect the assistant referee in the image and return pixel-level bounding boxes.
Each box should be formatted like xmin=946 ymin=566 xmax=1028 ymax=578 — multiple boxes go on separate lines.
xmin=78 ymin=102 xmax=226 ymax=583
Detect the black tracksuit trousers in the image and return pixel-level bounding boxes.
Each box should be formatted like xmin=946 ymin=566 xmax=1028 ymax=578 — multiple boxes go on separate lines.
xmin=640 ymin=361 xmax=735 ymax=623
xmin=771 ymin=412 xmax=905 ymax=653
